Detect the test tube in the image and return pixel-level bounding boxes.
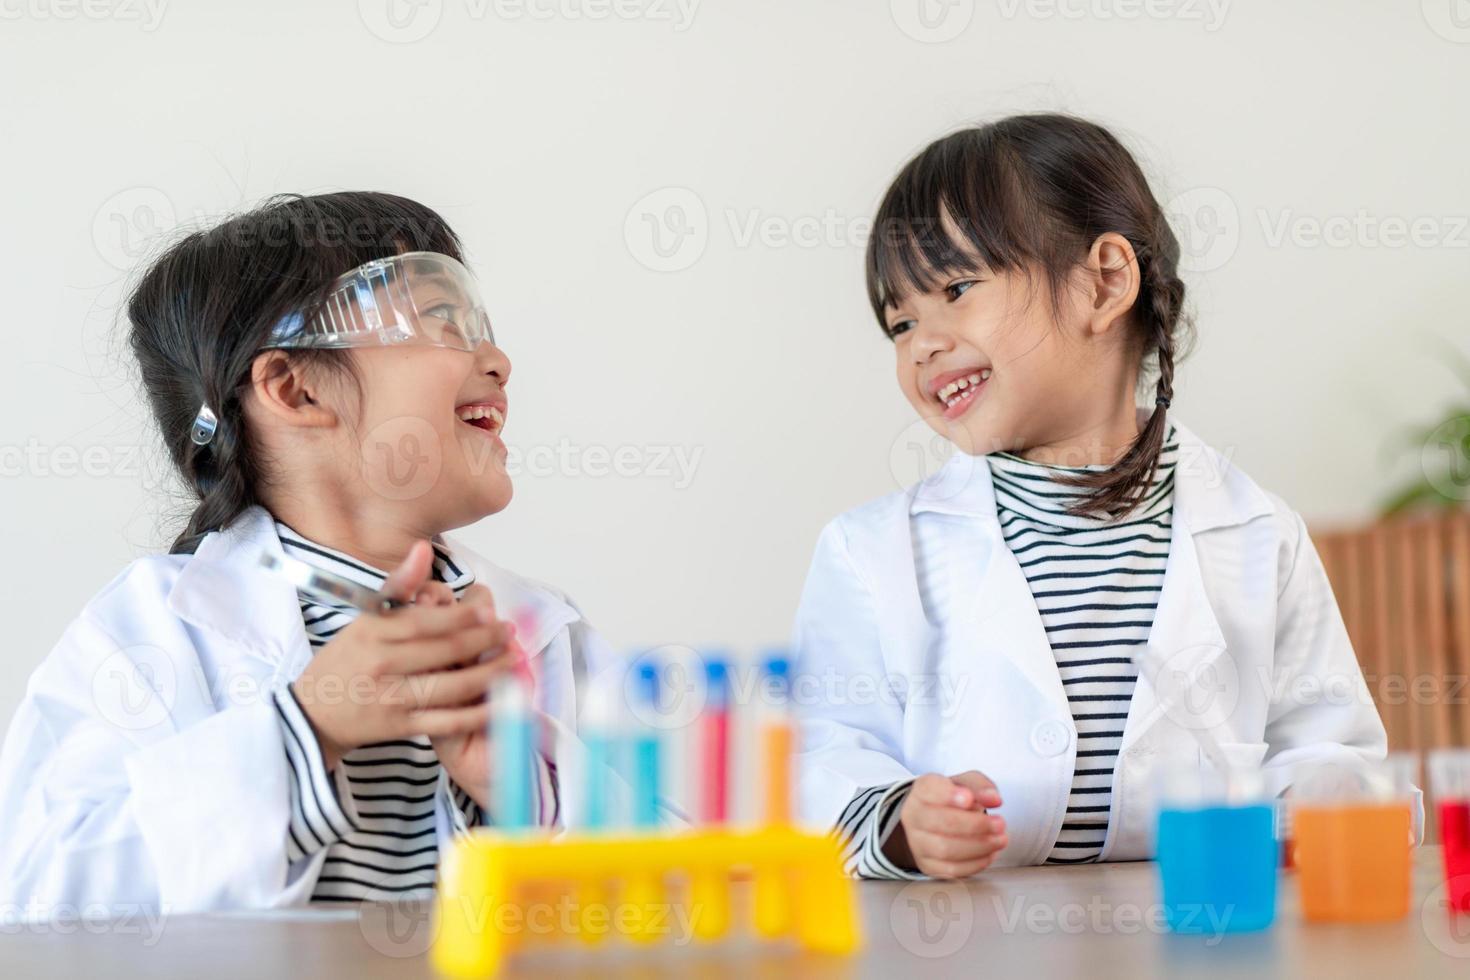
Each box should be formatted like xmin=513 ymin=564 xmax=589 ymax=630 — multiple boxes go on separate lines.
xmin=621 ymin=657 xmax=668 ymax=944
xmin=697 ymin=654 xmax=732 ymax=825
xmin=579 ymin=675 xmax=620 ymax=831
xmin=490 ymin=674 xmax=535 ymax=830
xmin=759 ymin=652 xmax=794 ymax=826
xmin=631 ymin=661 xmax=663 ymax=829
xmin=690 ymin=653 xmax=733 ymax=942
xmin=753 ymin=651 xmax=796 ymax=940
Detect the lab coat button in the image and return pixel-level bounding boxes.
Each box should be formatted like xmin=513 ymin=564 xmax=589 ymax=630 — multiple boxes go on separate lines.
xmin=1030 ymin=720 xmax=1071 ymax=757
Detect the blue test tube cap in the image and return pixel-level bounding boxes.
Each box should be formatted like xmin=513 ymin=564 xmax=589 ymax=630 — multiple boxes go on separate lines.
xmin=634 ymin=659 xmax=661 ymax=710
xmin=761 ymin=651 xmax=791 ymax=699
xmin=702 ymin=652 xmax=731 ymax=706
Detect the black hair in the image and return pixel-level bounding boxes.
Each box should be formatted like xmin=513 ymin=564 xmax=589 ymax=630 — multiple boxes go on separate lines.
xmin=865 ymin=113 xmax=1192 ymax=518
xmin=125 ymin=191 xmax=465 ymax=553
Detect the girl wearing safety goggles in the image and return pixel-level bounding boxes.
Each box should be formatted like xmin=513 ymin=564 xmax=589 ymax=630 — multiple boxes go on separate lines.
xmin=0 ymin=192 xmax=620 ymax=911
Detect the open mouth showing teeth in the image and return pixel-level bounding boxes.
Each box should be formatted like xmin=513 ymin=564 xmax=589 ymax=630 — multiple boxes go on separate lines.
xmin=455 ymin=404 xmax=505 ymax=434
xmin=937 ymin=369 xmax=991 ymax=411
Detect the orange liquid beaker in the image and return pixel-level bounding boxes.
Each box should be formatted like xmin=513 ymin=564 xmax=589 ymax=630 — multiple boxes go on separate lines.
xmin=1294 ymin=803 xmax=1412 ymax=921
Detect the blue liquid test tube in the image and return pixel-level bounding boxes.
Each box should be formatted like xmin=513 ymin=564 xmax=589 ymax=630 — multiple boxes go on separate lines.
xmin=631 ymin=661 xmax=663 ymax=829
xmin=491 ymin=674 xmax=535 ymax=830
xmin=580 ymin=676 xmax=620 ymax=831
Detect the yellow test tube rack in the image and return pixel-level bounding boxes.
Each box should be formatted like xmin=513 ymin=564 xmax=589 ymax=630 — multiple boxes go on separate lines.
xmin=431 ymin=826 xmax=861 ymax=977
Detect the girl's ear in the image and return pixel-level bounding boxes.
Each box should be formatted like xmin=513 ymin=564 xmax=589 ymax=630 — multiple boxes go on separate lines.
xmin=247 ymin=350 xmax=340 ymax=430
xmin=1082 ymin=232 xmax=1141 ymax=339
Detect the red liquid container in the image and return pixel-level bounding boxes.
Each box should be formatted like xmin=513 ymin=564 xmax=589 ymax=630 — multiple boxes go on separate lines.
xmin=1441 ymin=799 xmax=1470 ymax=913
xmin=1431 ymin=750 xmax=1470 ymax=914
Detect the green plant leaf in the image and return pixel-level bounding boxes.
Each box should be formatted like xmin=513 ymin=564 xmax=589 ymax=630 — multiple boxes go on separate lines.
xmin=1379 ymin=480 xmax=1456 ymax=517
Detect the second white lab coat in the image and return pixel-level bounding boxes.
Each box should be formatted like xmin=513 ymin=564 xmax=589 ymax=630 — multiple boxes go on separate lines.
xmin=793 ymin=419 xmax=1401 ymax=866
xmin=0 ymin=506 xmax=619 ymax=915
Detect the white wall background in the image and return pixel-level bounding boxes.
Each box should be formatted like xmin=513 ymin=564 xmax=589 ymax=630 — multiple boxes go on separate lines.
xmin=2 ymin=0 xmax=1468 ymax=730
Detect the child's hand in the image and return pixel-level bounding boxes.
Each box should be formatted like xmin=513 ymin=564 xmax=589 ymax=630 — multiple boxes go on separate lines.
xmin=363 ymin=564 xmax=515 ymax=808
xmin=427 ymin=583 xmax=516 ymax=808
xmin=290 ymin=543 xmax=515 ymax=770
xmin=883 ymin=771 xmax=1008 ymax=878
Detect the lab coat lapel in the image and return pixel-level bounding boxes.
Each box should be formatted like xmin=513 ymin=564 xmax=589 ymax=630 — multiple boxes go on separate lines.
xmin=166 ymin=506 xmax=313 ymax=684
xmin=1121 ymin=419 xmax=1274 ymax=751
xmin=1120 ymin=510 xmax=1228 ymax=754
xmin=909 ymin=453 xmax=1068 ymax=710
xmin=970 ymin=522 xmax=1069 ymax=709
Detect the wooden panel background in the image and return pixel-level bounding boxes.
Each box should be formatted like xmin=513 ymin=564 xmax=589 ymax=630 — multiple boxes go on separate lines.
xmin=1312 ymin=511 xmax=1470 ymax=839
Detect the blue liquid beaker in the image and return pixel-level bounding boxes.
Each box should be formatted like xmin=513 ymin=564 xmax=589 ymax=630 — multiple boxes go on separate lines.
xmin=1156 ymin=802 xmax=1277 ymax=933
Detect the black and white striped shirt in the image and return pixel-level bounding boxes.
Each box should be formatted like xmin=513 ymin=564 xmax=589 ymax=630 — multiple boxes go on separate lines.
xmin=833 ymin=428 xmax=1178 ymax=876
xmin=990 ymin=430 xmax=1178 ymax=863
xmin=269 ymin=522 xmax=559 ymax=903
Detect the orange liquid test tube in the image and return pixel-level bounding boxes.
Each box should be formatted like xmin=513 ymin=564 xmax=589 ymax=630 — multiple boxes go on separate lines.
xmin=754 ymin=654 xmax=795 ymax=939
xmin=762 ymin=721 xmax=793 ymax=825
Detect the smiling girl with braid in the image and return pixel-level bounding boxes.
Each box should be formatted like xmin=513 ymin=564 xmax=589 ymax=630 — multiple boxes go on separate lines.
xmin=793 ymin=114 xmax=1396 ymax=879
xmin=0 ymin=193 xmax=621 ymax=911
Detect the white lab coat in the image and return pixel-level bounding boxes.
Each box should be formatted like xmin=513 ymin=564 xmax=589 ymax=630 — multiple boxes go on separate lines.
xmin=793 ymin=419 xmax=1405 ymax=866
xmin=0 ymin=506 xmax=618 ymax=915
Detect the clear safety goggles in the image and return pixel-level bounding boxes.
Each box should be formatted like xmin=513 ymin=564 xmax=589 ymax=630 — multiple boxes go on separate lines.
xmin=264 ymin=251 xmax=494 ymax=353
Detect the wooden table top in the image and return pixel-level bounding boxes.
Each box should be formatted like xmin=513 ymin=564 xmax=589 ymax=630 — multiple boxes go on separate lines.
xmin=3 ymin=847 xmax=1466 ymax=978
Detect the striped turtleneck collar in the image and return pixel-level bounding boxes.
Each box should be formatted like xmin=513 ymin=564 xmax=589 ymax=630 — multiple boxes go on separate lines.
xmin=272 ymin=521 xmax=475 ymax=600
xmin=986 ymin=425 xmax=1180 ymax=528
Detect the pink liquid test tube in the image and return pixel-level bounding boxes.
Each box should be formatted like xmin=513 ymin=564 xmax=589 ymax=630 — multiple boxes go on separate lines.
xmin=697 ymin=655 xmax=731 ymax=824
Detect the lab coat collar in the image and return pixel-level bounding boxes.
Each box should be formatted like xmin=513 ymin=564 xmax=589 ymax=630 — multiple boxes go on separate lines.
xmin=166 ymin=506 xmax=581 ymax=677
xmin=167 ymin=506 xmax=306 ymax=672
xmin=905 ymin=417 xmax=1271 ymax=755
xmin=908 ymin=416 xmax=1275 ymax=534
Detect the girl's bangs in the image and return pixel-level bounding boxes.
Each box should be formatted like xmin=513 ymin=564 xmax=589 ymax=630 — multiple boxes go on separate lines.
xmin=865 ymin=132 xmax=1034 ymax=321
